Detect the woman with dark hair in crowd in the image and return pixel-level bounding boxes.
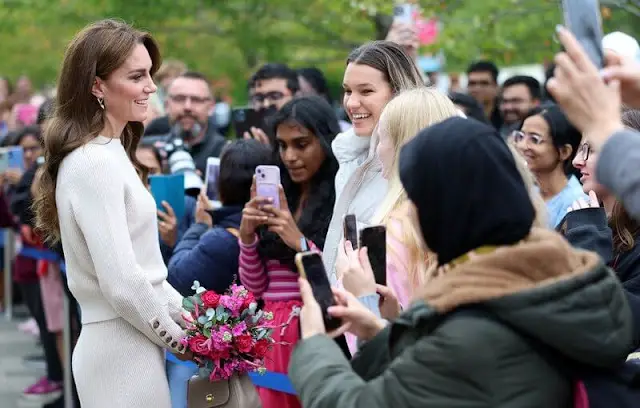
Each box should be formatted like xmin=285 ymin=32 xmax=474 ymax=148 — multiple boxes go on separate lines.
xmin=238 ymin=95 xmax=343 ymax=408
xmin=512 ymin=104 xmax=587 ymax=228
xmin=562 ymin=109 xmax=640 ymax=358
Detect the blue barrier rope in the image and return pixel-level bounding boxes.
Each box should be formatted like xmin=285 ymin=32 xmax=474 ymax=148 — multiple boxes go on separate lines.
xmin=3 ymin=233 xmax=294 ymax=394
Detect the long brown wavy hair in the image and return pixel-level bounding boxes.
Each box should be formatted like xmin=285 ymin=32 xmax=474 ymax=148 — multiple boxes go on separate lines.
xmin=611 ymin=109 xmax=640 ymax=253
xmin=32 ymin=19 xmax=161 ymax=243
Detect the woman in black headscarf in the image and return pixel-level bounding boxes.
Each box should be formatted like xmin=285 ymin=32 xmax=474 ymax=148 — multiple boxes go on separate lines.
xmin=288 ymin=117 xmax=634 ymax=408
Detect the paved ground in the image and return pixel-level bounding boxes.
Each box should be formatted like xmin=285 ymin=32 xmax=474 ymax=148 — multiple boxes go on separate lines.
xmin=0 ymin=307 xmax=47 ymax=408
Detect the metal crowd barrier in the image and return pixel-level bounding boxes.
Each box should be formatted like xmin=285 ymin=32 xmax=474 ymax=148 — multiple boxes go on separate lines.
xmin=0 ymin=229 xmax=295 ymax=401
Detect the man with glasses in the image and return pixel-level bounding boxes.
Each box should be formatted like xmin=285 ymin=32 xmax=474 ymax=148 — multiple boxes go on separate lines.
xmin=499 ymin=75 xmax=541 ymax=138
xmin=243 ymin=63 xmax=300 ymax=144
xmin=466 ymin=60 xmax=503 ymax=131
xmin=146 ymin=71 xmax=226 ymax=174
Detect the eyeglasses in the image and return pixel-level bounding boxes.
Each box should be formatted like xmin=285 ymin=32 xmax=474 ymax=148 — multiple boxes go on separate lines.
xmin=168 ymin=94 xmax=212 ymax=104
xmin=511 ymin=130 xmax=545 ymax=145
xmin=250 ymin=91 xmax=285 ymax=106
xmin=577 ymin=142 xmax=591 ymax=161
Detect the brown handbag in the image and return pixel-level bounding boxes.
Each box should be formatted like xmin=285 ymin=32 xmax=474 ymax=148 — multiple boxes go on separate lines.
xmin=187 ymin=374 xmax=262 ymax=408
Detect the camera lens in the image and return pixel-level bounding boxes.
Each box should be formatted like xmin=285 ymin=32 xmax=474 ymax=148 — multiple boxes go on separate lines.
xmin=261 ymin=173 xmax=265 ymax=178
xmin=257 ymin=169 xmax=262 ymax=174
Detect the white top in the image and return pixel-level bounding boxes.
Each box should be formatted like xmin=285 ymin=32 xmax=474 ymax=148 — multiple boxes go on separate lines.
xmin=56 ymin=135 xmax=185 ymax=351
xmin=322 ymin=128 xmax=388 ymax=283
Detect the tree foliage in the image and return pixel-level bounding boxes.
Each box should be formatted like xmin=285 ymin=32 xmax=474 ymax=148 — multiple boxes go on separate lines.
xmin=0 ymin=0 xmax=637 ymax=101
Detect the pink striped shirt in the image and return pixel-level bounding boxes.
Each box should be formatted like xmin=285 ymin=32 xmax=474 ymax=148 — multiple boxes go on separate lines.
xmin=238 ymin=235 xmax=318 ymax=302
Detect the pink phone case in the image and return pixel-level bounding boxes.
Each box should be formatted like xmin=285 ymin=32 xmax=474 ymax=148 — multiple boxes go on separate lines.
xmin=255 ymin=165 xmax=280 ymax=209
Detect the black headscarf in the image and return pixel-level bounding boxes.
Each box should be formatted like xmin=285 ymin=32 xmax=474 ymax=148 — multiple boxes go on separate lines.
xmin=399 ymin=117 xmax=535 ymax=266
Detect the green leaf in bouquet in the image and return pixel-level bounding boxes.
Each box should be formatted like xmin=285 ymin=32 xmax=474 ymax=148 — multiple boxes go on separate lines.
xmin=252 ymin=310 xmax=263 ymax=324
xmin=197 ymin=315 xmax=208 ymax=325
xmin=191 ymin=281 xmax=201 ymax=291
xmin=248 ymin=302 xmax=258 ymax=315
xmin=240 ymin=308 xmax=250 ymax=320
xmin=203 ymin=326 xmax=212 ymax=338
xmin=206 ymin=308 xmax=216 ymax=319
xmin=196 ymin=286 xmax=207 ymax=295
xmin=256 ymin=328 xmax=267 ymax=340
xmin=182 ymin=297 xmax=195 ymax=311
xmin=204 ymin=320 xmax=214 ymax=329
xmin=198 ymin=366 xmax=212 ymax=379
xmin=216 ymin=305 xmax=226 ymax=315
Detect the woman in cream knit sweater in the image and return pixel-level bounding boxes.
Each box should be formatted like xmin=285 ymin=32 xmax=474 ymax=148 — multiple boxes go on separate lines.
xmin=33 ymin=20 xmax=189 ymax=408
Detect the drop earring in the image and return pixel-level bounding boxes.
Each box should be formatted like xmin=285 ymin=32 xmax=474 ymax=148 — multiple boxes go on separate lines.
xmin=97 ymin=97 xmax=105 ymax=110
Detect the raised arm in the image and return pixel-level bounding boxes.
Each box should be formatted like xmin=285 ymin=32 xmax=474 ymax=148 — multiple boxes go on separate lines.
xmin=238 ymin=235 xmax=269 ymax=297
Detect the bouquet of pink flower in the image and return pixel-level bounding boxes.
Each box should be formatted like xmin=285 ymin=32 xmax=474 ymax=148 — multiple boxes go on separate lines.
xmin=181 ymin=281 xmax=275 ymax=381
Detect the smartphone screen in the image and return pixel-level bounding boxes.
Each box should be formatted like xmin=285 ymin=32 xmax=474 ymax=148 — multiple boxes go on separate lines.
xmin=343 ymin=214 xmax=358 ymax=250
xmin=561 ymin=0 xmax=605 ymax=68
xmin=204 ymin=157 xmax=221 ymax=209
xmin=231 ymin=108 xmax=266 ymax=139
xmin=360 ymin=226 xmax=387 ymax=286
xmin=296 ymin=252 xmax=341 ymax=331
xmin=255 ymin=165 xmax=281 ymax=209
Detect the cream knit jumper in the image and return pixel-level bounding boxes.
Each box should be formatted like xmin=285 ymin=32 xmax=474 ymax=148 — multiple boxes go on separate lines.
xmin=56 ymin=135 xmax=186 ymax=408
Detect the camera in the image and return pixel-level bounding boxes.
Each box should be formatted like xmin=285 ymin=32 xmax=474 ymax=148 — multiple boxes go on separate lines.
xmin=159 ymin=124 xmax=204 ymax=197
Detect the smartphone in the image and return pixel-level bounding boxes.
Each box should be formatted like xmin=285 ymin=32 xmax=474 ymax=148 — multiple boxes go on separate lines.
xmin=7 ymin=146 xmax=24 ymax=171
xmin=255 ymin=165 xmax=280 ymax=209
xmin=232 ymin=107 xmax=266 ymax=139
xmin=561 ymin=0 xmax=605 ymax=68
xmin=295 ymin=252 xmax=341 ymax=331
xmin=360 ymin=226 xmax=387 ymax=286
xmin=343 ymin=214 xmax=358 ymax=250
xmin=393 ymin=3 xmax=415 ymax=25
xmin=204 ymin=157 xmax=221 ymax=209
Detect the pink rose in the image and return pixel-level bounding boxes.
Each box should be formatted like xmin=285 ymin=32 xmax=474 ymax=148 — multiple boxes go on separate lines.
xmin=201 ymin=291 xmax=221 ymax=309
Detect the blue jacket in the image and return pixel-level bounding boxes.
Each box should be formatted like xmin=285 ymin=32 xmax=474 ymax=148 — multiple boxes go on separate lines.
xmin=160 ymin=195 xmax=196 ymax=265
xmin=167 ymin=206 xmax=243 ymax=296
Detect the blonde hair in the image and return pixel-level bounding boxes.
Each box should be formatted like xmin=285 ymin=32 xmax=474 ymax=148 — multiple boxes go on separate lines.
xmin=372 ymin=87 xmax=458 ymax=288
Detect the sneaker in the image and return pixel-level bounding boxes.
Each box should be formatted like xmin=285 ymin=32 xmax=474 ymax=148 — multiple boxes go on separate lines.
xmin=21 ymin=377 xmax=63 ymax=403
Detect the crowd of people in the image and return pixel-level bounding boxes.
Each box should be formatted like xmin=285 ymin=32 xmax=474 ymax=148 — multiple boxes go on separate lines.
xmin=1 ymin=15 xmax=640 ymax=408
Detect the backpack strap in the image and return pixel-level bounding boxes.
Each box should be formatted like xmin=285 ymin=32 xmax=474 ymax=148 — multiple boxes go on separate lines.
xmin=226 ymin=227 xmax=240 ymax=238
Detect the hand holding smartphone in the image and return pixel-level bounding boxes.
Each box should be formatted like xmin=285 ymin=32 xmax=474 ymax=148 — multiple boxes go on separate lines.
xmin=255 ymin=165 xmax=281 ymax=209
xmin=295 ymin=252 xmax=342 ymax=331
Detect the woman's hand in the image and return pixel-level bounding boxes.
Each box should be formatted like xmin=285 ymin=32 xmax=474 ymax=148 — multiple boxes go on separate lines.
xmin=385 ymin=21 xmax=419 ymax=59
xmin=339 ymin=240 xmax=377 ymax=297
xmin=262 ymin=186 xmax=305 ymax=251
xmin=546 ymin=26 xmax=624 ymax=150
xmin=243 ymin=127 xmax=271 ymax=146
xmin=299 ymin=278 xmax=350 ymax=340
xmin=328 ymin=287 xmax=386 ymax=342
xmin=158 ymin=201 xmax=178 ymax=247
xmin=376 ymin=284 xmax=402 ymax=321
xmin=3 ymin=169 xmax=23 ymax=185
xmin=195 ymin=193 xmax=213 ymax=228
xmin=567 ymin=190 xmax=600 ymax=213
xmin=239 ymin=177 xmax=270 ymax=244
